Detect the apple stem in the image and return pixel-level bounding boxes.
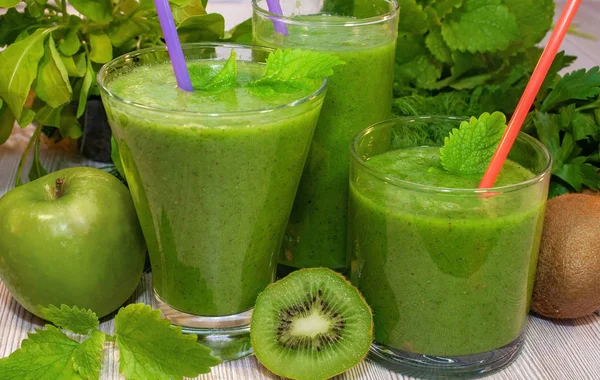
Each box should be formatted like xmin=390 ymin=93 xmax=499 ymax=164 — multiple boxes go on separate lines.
xmin=55 ymin=178 xmax=64 ymax=199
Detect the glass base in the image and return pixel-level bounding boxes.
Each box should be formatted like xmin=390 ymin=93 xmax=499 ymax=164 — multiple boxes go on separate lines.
xmin=154 ymin=292 xmax=253 ymax=361
xmin=369 ymin=332 xmax=524 ymax=379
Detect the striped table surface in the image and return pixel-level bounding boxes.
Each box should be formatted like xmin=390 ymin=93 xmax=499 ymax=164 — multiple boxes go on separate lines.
xmin=1 ymin=1 xmax=600 ymax=379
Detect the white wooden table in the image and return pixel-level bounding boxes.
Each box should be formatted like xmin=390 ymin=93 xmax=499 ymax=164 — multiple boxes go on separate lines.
xmin=1 ymin=1 xmax=600 ymax=379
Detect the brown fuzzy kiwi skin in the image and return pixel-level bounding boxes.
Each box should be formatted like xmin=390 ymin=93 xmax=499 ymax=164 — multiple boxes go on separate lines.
xmin=531 ymin=193 xmax=600 ymax=319
xmin=250 ymin=268 xmax=374 ymax=380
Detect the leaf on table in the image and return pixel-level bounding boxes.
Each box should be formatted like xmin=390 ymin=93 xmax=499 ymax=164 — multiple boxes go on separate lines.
xmin=61 ymin=52 xmax=87 ymax=78
xmin=441 ymin=0 xmax=519 ymax=53
xmin=541 ymin=67 xmax=600 ymax=112
xmin=115 ymin=303 xmax=221 ymax=380
xmin=39 ymin=305 xmax=100 ymax=335
xmin=72 ymin=330 xmax=106 ymax=380
xmin=553 ymin=162 xmax=600 ymax=192
xmin=0 ymin=27 xmax=54 ymax=120
xmin=89 ymin=32 xmax=113 ymax=64
xmin=34 ymin=36 xmax=72 ymax=108
xmin=397 ymin=0 xmax=429 ymax=35
xmin=503 ymin=0 xmax=555 ymax=49
xmin=69 ymin=0 xmax=113 ymax=23
xmin=76 ymin=61 xmax=94 ymax=119
xmin=440 ymin=111 xmax=507 ymax=176
xmin=0 ymin=325 xmax=101 ymax=380
xmin=190 ymin=50 xmax=238 ymax=92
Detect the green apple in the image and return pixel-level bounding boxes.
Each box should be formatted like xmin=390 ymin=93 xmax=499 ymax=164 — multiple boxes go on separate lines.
xmin=0 ymin=167 xmax=146 ymax=318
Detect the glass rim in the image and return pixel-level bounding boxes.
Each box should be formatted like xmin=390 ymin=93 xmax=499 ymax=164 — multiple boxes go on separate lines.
xmin=97 ymin=42 xmax=328 ymax=117
xmin=251 ymin=0 xmax=399 ymax=26
xmin=351 ymin=116 xmax=553 ymax=195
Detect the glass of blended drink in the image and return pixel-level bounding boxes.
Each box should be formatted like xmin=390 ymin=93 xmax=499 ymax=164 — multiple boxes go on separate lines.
xmin=348 ymin=117 xmax=551 ymax=377
xmin=98 ymin=44 xmax=327 ymax=360
xmin=252 ymin=0 xmax=399 ymax=273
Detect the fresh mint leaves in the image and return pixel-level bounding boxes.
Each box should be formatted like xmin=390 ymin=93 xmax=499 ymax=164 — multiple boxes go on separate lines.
xmin=0 ymin=303 xmax=221 ymax=380
xmin=0 ymin=325 xmax=96 ymax=380
xmin=189 ymin=48 xmax=344 ymax=97
xmin=440 ymin=112 xmax=507 ymax=176
xmin=189 ymin=50 xmax=238 ymax=92
xmin=247 ymin=49 xmax=345 ymax=96
xmin=116 ymin=304 xmax=221 ymax=380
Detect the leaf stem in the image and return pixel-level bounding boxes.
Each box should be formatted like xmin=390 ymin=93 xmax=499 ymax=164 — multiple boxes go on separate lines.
xmin=59 ymin=0 xmax=68 ymax=23
xmin=15 ymin=123 xmax=43 ymax=187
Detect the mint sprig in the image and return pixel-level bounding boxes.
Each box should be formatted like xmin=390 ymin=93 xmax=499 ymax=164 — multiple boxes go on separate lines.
xmin=247 ymin=48 xmax=345 ymax=97
xmin=0 ymin=304 xmax=221 ymax=380
xmin=189 ymin=50 xmax=238 ymax=92
xmin=439 ymin=111 xmax=507 ymax=176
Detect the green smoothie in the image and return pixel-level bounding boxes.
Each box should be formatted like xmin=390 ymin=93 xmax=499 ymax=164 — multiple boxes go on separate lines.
xmin=348 ymin=147 xmax=547 ymax=356
xmin=103 ymin=58 xmax=324 ymax=317
xmin=254 ymin=14 xmax=398 ymax=270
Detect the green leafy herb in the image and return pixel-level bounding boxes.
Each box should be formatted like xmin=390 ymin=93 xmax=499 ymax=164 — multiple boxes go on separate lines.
xmin=39 ymin=305 xmax=99 ymax=335
xmin=541 ymin=67 xmax=600 ymax=112
xmin=189 ymin=50 xmax=238 ymax=92
xmin=247 ymin=49 xmax=345 ymax=97
xmin=0 ymin=0 xmax=230 ymax=183
xmin=0 ymin=303 xmax=221 ymax=380
xmin=115 ymin=303 xmax=221 ymax=379
xmin=439 ymin=112 xmax=507 ymax=176
xmin=0 ymin=325 xmax=101 ymax=380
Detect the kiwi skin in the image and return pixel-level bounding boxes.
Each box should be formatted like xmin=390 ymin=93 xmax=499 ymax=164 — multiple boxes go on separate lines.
xmin=531 ymin=192 xmax=600 ymax=319
xmin=250 ymin=268 xmax=373 ymax=380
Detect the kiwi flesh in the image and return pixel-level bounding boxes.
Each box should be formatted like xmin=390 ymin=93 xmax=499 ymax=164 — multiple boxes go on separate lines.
xmin=251 ymin=268 xmax=373 ymax=380
xmin=531 ymin=192 xmax=600 ymax=319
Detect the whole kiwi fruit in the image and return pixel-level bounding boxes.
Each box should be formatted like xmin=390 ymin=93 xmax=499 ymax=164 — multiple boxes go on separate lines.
xmin=531 ymin=192 xmax=600 ymax=319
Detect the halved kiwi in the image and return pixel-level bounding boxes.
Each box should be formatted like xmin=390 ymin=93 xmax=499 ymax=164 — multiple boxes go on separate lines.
xmin=251 ymin=268 xmax=373 ymax=380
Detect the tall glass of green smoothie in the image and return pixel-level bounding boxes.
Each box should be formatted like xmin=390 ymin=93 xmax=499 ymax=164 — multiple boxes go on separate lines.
xmin=98 ymin=44 xmax=326 ymax=360
xmin=348 ymin=117 xmax=551 ymax=377
xmin=253 ymin=0 xmax=399 ymax=273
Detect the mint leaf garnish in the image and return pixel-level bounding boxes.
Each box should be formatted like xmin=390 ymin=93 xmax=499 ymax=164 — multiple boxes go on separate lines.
xmin=0 ymin=325 xmax=103 ymax=380
xmin=39 ymin=304 xmax=99 ymax=335
xmin=247 ymin=48 xmax=345 ymax=96
xmin=72 ymin=330 xmax=106 ymax=379
xmin=115 ymin=303 xmax=221 ymax=380
xmin=440 ymin=111 xmax=507 ymax=176
xmin=189 ymin=50 xmax=238 ymax=92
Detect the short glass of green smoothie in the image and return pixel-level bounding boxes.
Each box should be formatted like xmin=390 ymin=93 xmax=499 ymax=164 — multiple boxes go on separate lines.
xmin=98 ymin=43 xmax=327 ymax=360
xmin=253 ymin=0 xmax=399 ymax=274
xmin=348 ymin=117 xmax=551 ymax=377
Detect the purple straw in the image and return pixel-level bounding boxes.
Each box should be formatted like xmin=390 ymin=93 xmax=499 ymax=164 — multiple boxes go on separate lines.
xmin=266 ymin=0 xmax=289 ymax=35
xmin=154 ymin=0 xmax=193 ymax=92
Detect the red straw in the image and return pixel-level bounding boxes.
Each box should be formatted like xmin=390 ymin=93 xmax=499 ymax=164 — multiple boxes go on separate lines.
xmin=479 ymin=0 xmax=582 ymax=189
